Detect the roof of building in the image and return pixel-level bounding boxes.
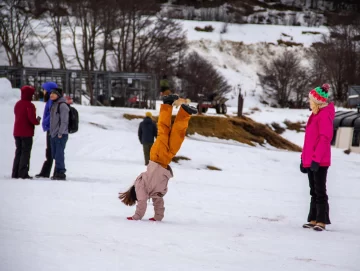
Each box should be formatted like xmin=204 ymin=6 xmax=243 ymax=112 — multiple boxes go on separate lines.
xmin=334 ymin=111 xmax=360 ymax=129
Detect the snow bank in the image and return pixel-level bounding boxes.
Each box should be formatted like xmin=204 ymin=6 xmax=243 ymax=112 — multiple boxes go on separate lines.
xmin=0 ymin=78 xmax=20 ymax=105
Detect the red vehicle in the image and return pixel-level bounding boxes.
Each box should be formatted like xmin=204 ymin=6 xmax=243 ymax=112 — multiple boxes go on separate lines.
xmin=127 ymin=95 xmax=148 ymax=108
xmin=196 ymin=93 xmax=228 ymax=115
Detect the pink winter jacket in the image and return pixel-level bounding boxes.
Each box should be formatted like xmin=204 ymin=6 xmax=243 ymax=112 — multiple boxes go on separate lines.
xmin=132 ymin=161 xmax=173 ymax=221
xmin=301 ymin=103 xmax=335 ymax=168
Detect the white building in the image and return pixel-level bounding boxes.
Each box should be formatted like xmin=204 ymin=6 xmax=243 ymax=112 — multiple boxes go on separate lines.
xmin=333 ymin=110 xmax=360 ymax=153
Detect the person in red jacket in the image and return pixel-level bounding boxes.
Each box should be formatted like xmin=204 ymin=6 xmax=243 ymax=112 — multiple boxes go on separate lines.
xmin=12 ymin=86 xmax=41 ymax=179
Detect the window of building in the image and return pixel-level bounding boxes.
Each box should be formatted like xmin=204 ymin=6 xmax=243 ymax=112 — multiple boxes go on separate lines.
xmin=352 ymin=129 xmax=360 ymax=147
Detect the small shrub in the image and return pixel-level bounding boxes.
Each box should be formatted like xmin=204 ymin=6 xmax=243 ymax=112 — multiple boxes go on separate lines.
xmin=311 ymin=42 xmax=324 ymax=48
xmin=172 ymin=156 xmax=191 ymax=163
xmin=277 ymin=39 xmax=303 ymax=47
xmin=271 ymin=122 xmax=285 ymax=134
xmin=206 ymin=165 xmax=222 ymax=171
xmin=250 ymin=107 xmax=261 ymax=112
xmin=302 ymin=31 xmax=322 ymax=35
xmin=194 ymin=25 xmax=214 ymax=32
xmin=284 ymin=120 xmax=306 ymax=132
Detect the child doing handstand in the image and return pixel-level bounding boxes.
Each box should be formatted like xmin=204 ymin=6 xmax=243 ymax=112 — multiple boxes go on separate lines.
xmin=119 ymin=94 xmax=197 ymax=221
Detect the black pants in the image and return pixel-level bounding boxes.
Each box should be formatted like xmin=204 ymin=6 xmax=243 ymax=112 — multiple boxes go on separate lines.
xmin=12 ymin=137 xmax=33 ymax=179
xmin=143 ymin=143 xmax=153 ymax=166
xmin=38 ymin=131 xmax=54 ymax=177
xmin=307 ymin=167 xmax=331 ymax=224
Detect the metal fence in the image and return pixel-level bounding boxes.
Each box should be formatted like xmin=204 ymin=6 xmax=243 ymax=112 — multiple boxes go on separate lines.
xmin=0 ymin=66 xmax=158 ymax=109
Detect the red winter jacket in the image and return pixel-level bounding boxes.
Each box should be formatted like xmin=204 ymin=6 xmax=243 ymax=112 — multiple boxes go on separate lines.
xmin=13 ymin=86 xmax=40 ymax=137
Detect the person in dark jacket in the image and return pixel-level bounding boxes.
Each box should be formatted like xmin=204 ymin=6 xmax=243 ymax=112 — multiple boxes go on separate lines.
xmin=49 ymin=88 xmax=70 ymax=180
xmin=12 ymin=86 xmax=41 ymax=179
xmin=138 ymin=112 xmax=157 ymax=165
xmin=35 ymin=81 xmax=58 ymax=178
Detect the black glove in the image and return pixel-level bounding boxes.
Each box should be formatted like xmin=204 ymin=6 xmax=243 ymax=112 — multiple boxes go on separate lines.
xmin=310 ymin=161 xmax=320 ymax=172
xmin=37 ymin=116 xmax=41 ymax=122
xmin=300 ymin=160 xmax=308 ymax=174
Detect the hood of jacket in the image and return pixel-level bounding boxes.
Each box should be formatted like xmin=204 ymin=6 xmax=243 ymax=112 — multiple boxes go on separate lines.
xmin=320 ymin=102 xmax=335 ymax=121
xmin=20 ymin=86 xmax=35 ymax=101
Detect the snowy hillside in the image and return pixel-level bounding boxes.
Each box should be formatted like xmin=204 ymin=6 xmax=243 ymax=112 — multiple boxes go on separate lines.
xmin=0 ymin=20 xmax=328 ymax=107
xmin=1 ymin=80 xmax=360 ymax=271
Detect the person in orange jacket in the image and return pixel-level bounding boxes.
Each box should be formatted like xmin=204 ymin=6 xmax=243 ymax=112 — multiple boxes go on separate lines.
xmin=119 ymin=94 xmax=197 ymax=221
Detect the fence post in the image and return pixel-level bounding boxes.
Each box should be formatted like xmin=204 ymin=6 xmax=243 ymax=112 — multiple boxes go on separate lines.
xmin=237 ymin=93 xmax=244 ymax=117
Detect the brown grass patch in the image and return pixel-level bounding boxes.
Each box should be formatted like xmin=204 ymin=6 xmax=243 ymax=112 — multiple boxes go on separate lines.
xmin=172 ymin=156 xmax=191 ymax=163
xmin=284 ymin=120 xmax=306 ymax=132
xmin=277 ymin=39 xmax=303 ymax=47
xmin=206 ymin=165 xmax=222 ymax=171
xmin=271 ymin=122 xmax=285 ymax=134
xmin=302 ymin=31 xmax=321 ymax=35
xmin=123 ymin=113 xmax=302 ymax=152
xmin=89 ymin=122 xmax=108 ymax=130
xmin=250 ymin=107 xmax=261 ymax=112
xmin=123 ymin=114 xmax=144 ymax=120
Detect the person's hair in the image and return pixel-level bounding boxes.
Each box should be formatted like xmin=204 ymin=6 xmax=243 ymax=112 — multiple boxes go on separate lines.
xmin=44 ymin=92 xmax=50 ymax=102
xmin=310 ymin=99 xmax=320 ymax=115
xmin=119 ymin=185 xmax=137 ymax=206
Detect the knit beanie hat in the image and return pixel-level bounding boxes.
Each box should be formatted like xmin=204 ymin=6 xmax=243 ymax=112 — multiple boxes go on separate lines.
xmin=309 ymin=83 xmax=330 ymax=107
xmin=52 ymin=87 xmax=63 ymax=98
xmin=145 ymin=112 xmax=152 ymax=118
xmin=42 ymin=82 xmax=58 ymax=93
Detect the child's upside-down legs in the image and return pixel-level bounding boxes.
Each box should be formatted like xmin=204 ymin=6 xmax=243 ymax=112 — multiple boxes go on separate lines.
xmin=150 ymin=96 xmax=196 ymax=168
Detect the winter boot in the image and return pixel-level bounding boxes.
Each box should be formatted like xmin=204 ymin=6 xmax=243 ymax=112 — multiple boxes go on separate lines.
xmin=313 ymin=222 xmax=326 ymax=231
xmin=56 ymin=173 xmax=66 ymax=181
xmin=302 ymin=221 xmax=316 ymax=229
xmin=51 ymin=172 xmax=59 ymax=180
xmin=163 ymin=94 xmax=179 ymax=105
xmin=35 ymin=173 xmax=49 ymax=178
xmin=181 ymin=104 xmax=198 ymax=115
xmin=21 ymin=175 xmax=33 ymax=180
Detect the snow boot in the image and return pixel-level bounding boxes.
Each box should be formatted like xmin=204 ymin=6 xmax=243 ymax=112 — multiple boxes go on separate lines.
xmin=313 ymin=223 xmax=326 ymax=231
xmin=51 ymin=172 xmax=59 ymax=180
xmin=302 ymin=221 xmax=316 ymax=229
xmin=163 ymin=94 xmax=179 ymax=105
xmin=181 ymin=104 xmax=198 ymax=115
xmin=21 ymin=175 xmax=33 ymax=180
xmin=56 ymin=173 xmax=66 ymax=181
xmin=35 ymin=173 xmax=49 ymax=178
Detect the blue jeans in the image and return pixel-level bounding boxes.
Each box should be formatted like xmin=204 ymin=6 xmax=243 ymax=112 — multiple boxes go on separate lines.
xmin=51 ymin=134 xmax=68 ymax=174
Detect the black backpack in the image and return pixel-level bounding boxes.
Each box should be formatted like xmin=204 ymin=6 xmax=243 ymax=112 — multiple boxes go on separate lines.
xmin=57 ymin=102 xmax=79 ymax=134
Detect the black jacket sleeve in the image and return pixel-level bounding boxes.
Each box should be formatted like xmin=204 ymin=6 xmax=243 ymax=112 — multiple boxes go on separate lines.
xmin=138 ymin=122 xmax=143 ymax=143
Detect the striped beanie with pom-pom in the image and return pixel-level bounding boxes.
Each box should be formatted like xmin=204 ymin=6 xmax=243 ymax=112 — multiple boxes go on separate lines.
xmin=309 ymin=83 xmax=330 ymax=108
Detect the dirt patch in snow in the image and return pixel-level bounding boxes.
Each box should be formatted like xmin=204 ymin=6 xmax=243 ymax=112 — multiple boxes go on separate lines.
xmin=123 ymin=113 xmax=302 ymax=152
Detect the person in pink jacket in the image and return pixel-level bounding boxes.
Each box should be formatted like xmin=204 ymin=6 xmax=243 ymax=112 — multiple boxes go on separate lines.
xmin=119 ymin=94 xmax=197 ymax=221
xmin=300 ymin=83 xmax=335 ymax=231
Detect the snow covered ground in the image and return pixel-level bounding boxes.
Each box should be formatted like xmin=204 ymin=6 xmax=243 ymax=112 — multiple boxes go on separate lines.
xmin=1 ymin=80 xmax=360 ymax=271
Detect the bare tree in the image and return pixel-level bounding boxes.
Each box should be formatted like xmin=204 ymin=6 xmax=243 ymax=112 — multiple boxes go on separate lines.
xmin=0 ymin=0 xmax=33 ymax=66
xmin=178 ymin=51 xmax=231 ymax=101
xmin=259 ymin=50 xmax=310 ymax=108
xmin=311 ymin=24 xmax=360 ymax=105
